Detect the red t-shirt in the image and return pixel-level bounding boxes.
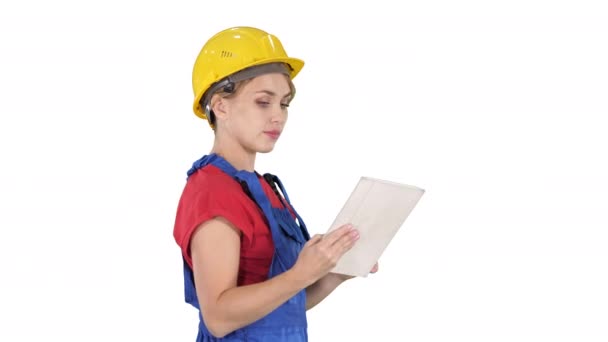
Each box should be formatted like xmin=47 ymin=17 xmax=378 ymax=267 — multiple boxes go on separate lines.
xmin=173 ymin=164 xmax=290 ymax=286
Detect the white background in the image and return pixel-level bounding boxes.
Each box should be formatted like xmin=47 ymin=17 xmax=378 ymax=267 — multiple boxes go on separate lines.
xmin=1 ymin=1 xmax=607 ymax=341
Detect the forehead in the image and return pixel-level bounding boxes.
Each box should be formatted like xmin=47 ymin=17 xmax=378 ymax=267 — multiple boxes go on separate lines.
xmin=241 ymin=73 xmax=292 ymax=95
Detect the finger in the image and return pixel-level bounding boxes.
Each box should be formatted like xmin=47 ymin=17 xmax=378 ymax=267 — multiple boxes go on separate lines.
xmin=322 ymin=224 xmax=354 ymax=246
xmin=333 ymin=229 xmax=359 ymax=256
xmin=305 ymin=234 xmax=323 ymax=246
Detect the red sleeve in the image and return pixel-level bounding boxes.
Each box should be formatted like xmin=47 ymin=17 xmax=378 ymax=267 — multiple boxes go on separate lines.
xmin=173 ymin=171 xmax=255 ymax=269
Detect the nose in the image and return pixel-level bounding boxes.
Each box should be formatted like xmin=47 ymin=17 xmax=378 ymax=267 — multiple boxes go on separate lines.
xmin=270 ymin=104 xmax=288 ymax=124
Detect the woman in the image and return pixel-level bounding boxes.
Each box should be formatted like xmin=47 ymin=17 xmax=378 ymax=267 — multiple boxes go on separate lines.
xmin=173 ymin=26 xmax=378 ymax=341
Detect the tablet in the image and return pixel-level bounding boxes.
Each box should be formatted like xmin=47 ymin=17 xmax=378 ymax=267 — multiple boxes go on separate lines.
xmin=326 ymin=176 xmax=425 ymax=277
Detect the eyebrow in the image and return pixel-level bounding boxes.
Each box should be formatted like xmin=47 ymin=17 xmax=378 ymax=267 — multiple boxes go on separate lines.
xmin=255 ymin=90 xmax=292 ymax=99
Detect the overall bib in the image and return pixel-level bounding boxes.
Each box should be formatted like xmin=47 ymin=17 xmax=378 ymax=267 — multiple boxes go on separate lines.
xmin=183 ymin=153 xmax=311 ymax=341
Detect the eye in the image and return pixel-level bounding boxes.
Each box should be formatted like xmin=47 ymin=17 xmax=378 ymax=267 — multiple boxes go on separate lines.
xmin=256 ymin=100 xmax=270 ymax=107
xmin=281 ymin=103 xmax=290 ymax=108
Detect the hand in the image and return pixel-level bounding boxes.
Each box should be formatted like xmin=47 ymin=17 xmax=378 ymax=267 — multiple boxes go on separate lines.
xmin=290 ymin=224 xmax=360 ymax=287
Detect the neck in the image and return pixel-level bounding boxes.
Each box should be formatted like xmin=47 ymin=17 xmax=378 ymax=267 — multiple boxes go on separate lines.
xmin=210 ymin=138 xmax=256 ymax=172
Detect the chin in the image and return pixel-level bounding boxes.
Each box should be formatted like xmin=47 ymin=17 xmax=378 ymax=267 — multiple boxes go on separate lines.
xmin=256 ymin=143 xmax=277 ymax=154
xmin=257 ymin=147 xmax=275 ymax=154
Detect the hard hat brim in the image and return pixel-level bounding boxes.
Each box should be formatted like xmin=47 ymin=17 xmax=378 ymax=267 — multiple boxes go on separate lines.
xmin=193 ymin=56 xmax=304 ymax=123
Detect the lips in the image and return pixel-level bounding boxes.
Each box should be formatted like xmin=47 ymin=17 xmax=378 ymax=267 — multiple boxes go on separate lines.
xmin=264 ymin=130 xmax=281 ymax=139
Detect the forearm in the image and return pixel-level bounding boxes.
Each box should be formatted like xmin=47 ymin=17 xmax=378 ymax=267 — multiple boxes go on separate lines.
xmin=305 ymin=273 xmax=346 ymax=310
xmin=206 ymin=269 xmax=304 ymax=337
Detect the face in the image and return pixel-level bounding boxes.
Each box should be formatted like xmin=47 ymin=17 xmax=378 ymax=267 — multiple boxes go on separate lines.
xmin=212 ymin=73 xmax=293 ymax=154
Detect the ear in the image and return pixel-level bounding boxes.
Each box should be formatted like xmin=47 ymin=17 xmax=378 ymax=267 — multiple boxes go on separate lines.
xmin=210 ymin=94 xmax=228 ymax=121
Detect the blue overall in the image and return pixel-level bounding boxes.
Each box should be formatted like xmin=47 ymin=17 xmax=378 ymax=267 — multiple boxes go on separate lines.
xmin=183 ymin=153 xmax=311 ymax=341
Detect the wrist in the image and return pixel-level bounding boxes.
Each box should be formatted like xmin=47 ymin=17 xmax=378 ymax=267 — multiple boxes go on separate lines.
xmin=284 ymin=267 xmax=313 ymax=290
xmin=328 ymin=272 xmax=353 ymax=284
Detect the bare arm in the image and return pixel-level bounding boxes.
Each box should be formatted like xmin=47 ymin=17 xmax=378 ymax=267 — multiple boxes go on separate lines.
xmin=305 ymin=273 xmax=346 ymax=310
xmin=191 ymin=217 xmax=359 ymax=338
xmin=305 ymin=263 xmax=379 ymax=310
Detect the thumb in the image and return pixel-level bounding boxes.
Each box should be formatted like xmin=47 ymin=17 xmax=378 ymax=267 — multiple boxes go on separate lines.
xmin=305 ymin=234 xmax=323 ymax=246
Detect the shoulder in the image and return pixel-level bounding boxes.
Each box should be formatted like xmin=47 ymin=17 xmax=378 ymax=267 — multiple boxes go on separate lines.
xmin=186 ymin=164 xmax=243 ymax=193
xmin=173 ymin=165 xmax=259 ymax=267
xmin=176 ymin=164 xmax=259 ymax=225
xmin=179 ymin=164 xmax=252 ymax=205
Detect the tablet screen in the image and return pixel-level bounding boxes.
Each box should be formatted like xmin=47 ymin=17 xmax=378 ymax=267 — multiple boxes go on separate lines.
xmin=326 ymin=177 xmax=425 ymax=277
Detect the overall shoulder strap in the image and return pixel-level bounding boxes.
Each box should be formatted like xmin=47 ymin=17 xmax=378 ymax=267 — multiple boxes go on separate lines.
xmin=262 ymin=173 xmax=311 ymax=241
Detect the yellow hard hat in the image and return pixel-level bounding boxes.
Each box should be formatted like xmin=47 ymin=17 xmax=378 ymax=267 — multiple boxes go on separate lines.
xmin=191 ymin=26 xmax=305 ymax=127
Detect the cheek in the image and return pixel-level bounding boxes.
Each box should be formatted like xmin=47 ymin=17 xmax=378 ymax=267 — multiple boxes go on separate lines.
xmin=241 ymin=108 xmax=265 ymax=126
xmin=231 ymin=109 xmax=263 ymax=137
